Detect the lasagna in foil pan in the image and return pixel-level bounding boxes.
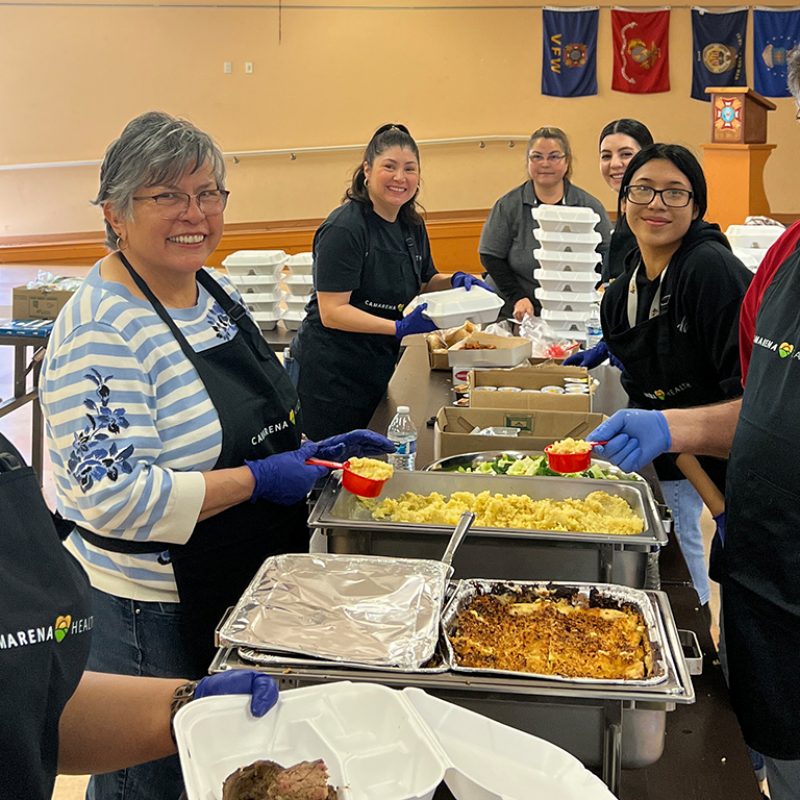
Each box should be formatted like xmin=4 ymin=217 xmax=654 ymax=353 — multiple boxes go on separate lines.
xmin=442 ymin=579 xmax=671 ymax=686
xmin=218 ymin=553 xmax=448 ymax=670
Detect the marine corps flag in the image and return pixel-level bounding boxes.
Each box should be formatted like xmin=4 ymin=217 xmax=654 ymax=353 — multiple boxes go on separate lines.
xmin=754 ymin=7 xmax=800 ymax=97
xmin=611 ymin=7 xmax=670 ymax=93
xmin=541 ymin=7 xmax=599 ymax=97
xmin=691 ymin=7 xmax=747 ymax=101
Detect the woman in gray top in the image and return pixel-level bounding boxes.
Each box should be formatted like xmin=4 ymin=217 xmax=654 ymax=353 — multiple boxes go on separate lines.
xmin=479 ymin=126 xmax=611 ymax=320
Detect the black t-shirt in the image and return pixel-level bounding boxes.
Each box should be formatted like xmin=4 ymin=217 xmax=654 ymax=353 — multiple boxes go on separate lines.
xmin=601 ymin=215 xmax=637 ymax=284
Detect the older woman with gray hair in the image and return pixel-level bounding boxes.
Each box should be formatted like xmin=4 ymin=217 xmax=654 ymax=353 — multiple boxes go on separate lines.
xmin=39 ymin=111 xmax=391 ymax=800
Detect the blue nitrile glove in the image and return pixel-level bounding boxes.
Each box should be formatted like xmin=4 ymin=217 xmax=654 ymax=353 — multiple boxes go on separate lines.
xmin=395 ymin=304 xmax=438 ymax=339
xmin=194 ymin=671 xmax=279 ymax=717
xmin=564 ymin=341 xmax=610 ymax=368
xmin=589 ymin=409 xmax=672 ymax=474
xmin=315 ymin=429 xmax=395 ymax=461
xmin=451 ymin=272 xmax=495 ymax=292
xmin=245 ymin=441 xmax=329 ymax=505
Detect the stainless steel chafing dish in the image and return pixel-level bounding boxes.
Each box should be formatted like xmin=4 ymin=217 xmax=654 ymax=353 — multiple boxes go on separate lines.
xmin=307 ymin=471 xmax=668 ymax=588
xmin=210 ymin=590 xmax=695 ymax=795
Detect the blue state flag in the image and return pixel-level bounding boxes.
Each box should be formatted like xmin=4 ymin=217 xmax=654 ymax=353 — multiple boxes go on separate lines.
xmin=542 ymin=7 xmax=598 ymax=97
xmin=691 ymin=8 xmax=747 ymax=101
xmin=754 ymin=7 xmax=800 ymax=97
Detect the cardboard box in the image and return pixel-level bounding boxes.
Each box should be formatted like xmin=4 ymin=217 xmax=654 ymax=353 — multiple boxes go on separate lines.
xmin=433 ymin=406 xmax=606 ymax=460
xmin=12 ymin=286 xmax=76 ymax=320
xmin=425 ymin=323 xmax=477 ymax=371
xmin=447 ymin=332 xmax=532 ymax=369
xmin=468 ymin=365 xmax=592 ymax=412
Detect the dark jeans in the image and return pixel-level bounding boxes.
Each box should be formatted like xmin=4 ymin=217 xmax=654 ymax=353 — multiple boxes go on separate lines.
xmin=85 ymin=587 xmax=196 ymax=800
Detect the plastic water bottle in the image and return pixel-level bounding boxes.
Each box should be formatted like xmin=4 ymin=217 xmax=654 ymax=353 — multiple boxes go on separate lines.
xmin=387 ymin=405 xmax=417 ymax=471
xmin=584 ymin=303 xmax=603 ymax=350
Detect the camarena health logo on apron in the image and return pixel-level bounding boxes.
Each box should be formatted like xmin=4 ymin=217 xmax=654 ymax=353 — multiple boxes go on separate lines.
xmin=0 ymin=613 xmax=94 ymax=649
xmin=753 ymin=334 xmax=799 ymax=361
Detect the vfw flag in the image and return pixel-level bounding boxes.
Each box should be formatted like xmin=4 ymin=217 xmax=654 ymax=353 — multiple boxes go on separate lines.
xmin=612 ymin=7 xmax=670 ymax=93
xmin=691 ymin=7 xmax=748 ymax=101
xmin=754 ymin=8 xmax=800 ymax=97
xmin=541 ymin=7 xmax=599 ymax=97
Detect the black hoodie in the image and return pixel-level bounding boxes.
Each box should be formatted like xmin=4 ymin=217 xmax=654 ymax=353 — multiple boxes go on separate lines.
xmin=601 ymin=219 xmax=752 ymax=485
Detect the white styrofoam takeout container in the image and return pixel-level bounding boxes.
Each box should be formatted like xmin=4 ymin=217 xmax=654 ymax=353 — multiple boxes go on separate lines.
xmin=534 ymin=269 xmax=599 ymax=292
xmin=724 ymin=225 xmax=783 ymax=250
xmin=227 ymin=275 xmax=283 ymax=291
xmin=534 ymin=248 xmax=601 ymax=273
xmin=532 ymin=205 xmax=601 ymax=233
xmin=286 ymin=252 xmax=314 ymax=275
xmin=284 ymin=275 xmax=315 ymax=296
xmin=535 ymin=229 xmax=602 ymax=253
xmin=731 ymin=247 xmax=764 ymax=273
xmin=238 ymin=291 xmax=283 ymax=304
xmin=251 ymin=311 xmax=281 ymax=331
xmin=175 ymin=682 xmax=615 ymax=800
xmin=541 ymin=308 xmax=588 ymax=324
xmin=534 ymin=288 xmax=599 ymax=313
xmin=405 ymin=287 xmax=503 ymax=329
xmin=223 ymin=250 xmax=288 ymax=277
xmin=282 ymin=311 xmax=306 ymax=331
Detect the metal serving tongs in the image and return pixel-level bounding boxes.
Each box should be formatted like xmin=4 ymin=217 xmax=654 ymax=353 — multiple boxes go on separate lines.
xmin=441 ymin=510 xmax=476 ymax=578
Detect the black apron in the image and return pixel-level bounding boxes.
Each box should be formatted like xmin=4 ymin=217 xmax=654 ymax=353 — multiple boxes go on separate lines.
xmin=0 ymin=434 xmax=92 ymax=800
xmin=722 ymin=241 xmax=800 ymax=758
xmin=603 ymin=260 xmax=730 ymax=491
xmin=76 ymin=256 xmax=307 ymax=675
xmin=293 ymin=209 xmax=426 ymax=439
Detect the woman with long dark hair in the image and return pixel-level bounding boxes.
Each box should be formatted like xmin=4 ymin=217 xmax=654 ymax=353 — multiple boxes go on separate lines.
xmin=291 ymin=123 xmax=490 ymax=439
xmin=597 ymin=118 xmax=654 ymax=283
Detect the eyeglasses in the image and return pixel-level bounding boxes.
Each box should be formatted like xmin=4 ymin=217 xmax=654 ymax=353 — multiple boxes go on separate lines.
xmin=624 ymin=184 xmax=693 ymax=208
xmin=528 ymin=152 xmax=567 ymax=164
xmin=133 ymin=189 xmax=230 ymax=219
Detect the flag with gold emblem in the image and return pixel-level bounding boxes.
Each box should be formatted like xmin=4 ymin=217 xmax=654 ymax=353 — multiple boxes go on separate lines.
xmin=611 ymin=7 xmax=670 ymax=93
xmin=754 ymin=7 xmax=800 ymax=97
xmin=541 ymin=7 xmax=599 ymax=97
xmin=691 ymin=7 xmax=747 ymax=101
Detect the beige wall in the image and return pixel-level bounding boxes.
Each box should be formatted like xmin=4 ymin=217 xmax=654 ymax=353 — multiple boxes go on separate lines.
xmin=1 ymin=0 xmax=799 ymax=238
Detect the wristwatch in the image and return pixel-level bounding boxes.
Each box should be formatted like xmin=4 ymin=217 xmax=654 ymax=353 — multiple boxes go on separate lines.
xmin=169 ymin=680 xmax=198 ymax=744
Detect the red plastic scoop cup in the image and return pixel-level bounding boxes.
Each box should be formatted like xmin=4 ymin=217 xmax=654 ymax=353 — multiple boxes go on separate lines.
xmin=305 ymin=458 xmax=389 ymax=498
xmin=544 ymin=441 xmax=608 ymax=474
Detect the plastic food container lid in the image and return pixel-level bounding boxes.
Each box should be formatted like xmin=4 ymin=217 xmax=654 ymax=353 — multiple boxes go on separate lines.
xmin=535 ymin=229 xmax=602 ymax=250
xmin=175 ymin=682 xmax=615 ymax=800
xmin=533 ymin=204 xmax=600 ymax=223
xmin=405 ymin=287 xmax=503 ymax=328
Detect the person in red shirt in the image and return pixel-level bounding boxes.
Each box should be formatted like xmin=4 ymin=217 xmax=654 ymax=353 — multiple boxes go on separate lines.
xmin=587 ymin=52 xmax=800 ymax=799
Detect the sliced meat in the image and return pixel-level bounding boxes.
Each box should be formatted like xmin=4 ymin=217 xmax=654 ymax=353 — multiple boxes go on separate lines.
xmin=266 ymin=759 xmax=330 ymax=800
xmin=222 ymin=759 xmax=284 ymax=800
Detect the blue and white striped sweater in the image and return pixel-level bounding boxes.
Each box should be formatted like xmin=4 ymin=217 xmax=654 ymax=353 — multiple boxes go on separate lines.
xmin=41 ymin=263 xmax=246 ymax=601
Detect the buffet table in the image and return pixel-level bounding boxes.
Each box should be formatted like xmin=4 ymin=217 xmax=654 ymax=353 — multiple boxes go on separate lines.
xmin=366 ymin=338 xmax=760 ymax=800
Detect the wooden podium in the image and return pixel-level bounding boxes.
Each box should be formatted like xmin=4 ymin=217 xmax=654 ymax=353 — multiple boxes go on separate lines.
xmin=702 ymin=87 xmax=776 ymax=231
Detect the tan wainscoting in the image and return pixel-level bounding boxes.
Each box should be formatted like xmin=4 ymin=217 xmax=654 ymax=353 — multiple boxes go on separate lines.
xmin=0 ymin=210 xmax=490 ymax=273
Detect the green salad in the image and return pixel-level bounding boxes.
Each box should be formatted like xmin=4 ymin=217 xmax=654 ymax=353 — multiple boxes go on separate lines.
xmin=452 ymin=453 xmax=640 ymax=481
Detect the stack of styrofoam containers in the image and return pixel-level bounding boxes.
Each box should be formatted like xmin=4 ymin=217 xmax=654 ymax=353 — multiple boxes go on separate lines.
xmin=725 ymin=224 xmax=784 ymax=274
xmin=282 ymin=252 xmax=314 ymax=331
xmin=221 ymin=250 xmax=288 ymax=330
xmin=532 ymin=206 xmax=602 ymax=340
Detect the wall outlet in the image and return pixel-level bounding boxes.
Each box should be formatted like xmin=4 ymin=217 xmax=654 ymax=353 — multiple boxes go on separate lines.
xmin=244 ymin=62 xmax=254 ymax=74
xmin=223 ymin=61 xmax=232 ymax=75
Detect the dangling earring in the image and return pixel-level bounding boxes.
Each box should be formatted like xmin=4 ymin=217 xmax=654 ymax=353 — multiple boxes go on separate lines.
xmin=363 ymin=178 xmax=369 ymax=188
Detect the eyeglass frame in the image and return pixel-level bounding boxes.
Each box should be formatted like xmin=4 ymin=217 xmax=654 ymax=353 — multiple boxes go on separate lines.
xmin=623 ymin=184 xmax=694 ymax=208
xmin=132 ymin=189 xmax=230 ymax=218
xmin=528 ymin=152 xmax=567 ymax=164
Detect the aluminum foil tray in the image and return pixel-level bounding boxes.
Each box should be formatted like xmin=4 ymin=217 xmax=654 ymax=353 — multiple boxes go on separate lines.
xmin=218 ymin=553 xmax=448 ymax=669
xmin=309 ymin=471 xmax=667 ymax=546
xmin=441 ymin=579 xmax=671 ymax=686
xmin=237 ymin=643 xmax=450 ymax=674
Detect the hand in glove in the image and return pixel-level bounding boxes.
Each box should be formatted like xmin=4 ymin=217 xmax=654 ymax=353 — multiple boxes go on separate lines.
xmin=588 ymin=410 xmax=672 ymax=474
xmin=451 ymin=272 xmax=495 ymax=292
xmin=564 ymin=341 xmax=610 ymax=368
xmin=315 ymin=429 xmax=395 ymax=461
xmin=395 ymin=304 xmax=438 ymax=339
xmin=194 ymin=671 xmax=279 ymax=717
xmin=245 ymin=441 xmax=329 ymax=505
